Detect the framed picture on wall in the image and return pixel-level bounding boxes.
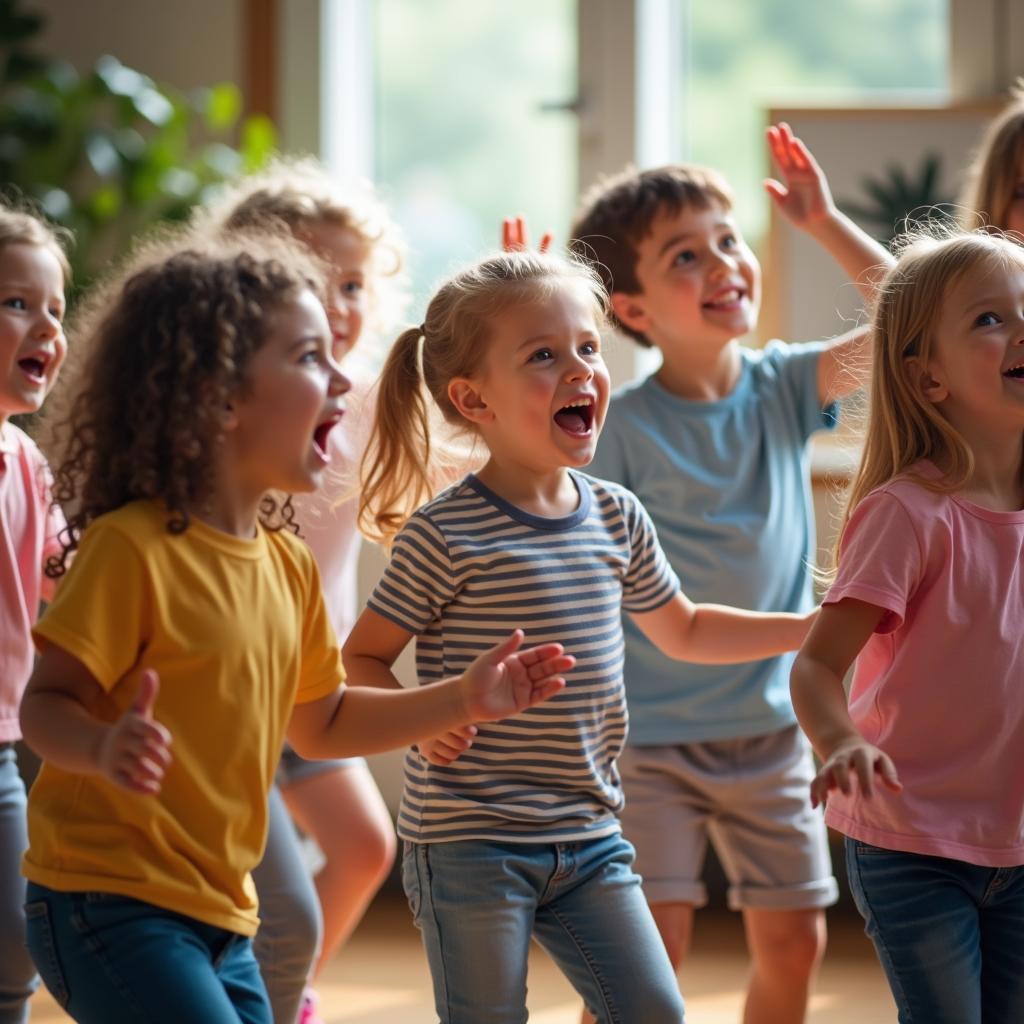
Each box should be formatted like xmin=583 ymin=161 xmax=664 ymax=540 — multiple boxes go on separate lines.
xmin=760 ymin=102 xmax=1002 ymax=347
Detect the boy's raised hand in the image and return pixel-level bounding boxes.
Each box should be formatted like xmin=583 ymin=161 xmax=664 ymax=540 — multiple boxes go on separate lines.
xmin=809 ymin=736 xmax=901 ymax=809
xmin=502 ymin=215 xmax=552 ymax=253
xmin=459 ymin=630 xmax=572 ymax=723
xmin=764 ymin=122 xmax=836 ymax=229
xmin=97 ymin=669 xmax=173 ymax=795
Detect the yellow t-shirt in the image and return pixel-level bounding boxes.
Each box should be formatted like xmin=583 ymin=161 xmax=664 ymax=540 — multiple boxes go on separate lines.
xmin=24 ymin=500 xmax=344 ymax=935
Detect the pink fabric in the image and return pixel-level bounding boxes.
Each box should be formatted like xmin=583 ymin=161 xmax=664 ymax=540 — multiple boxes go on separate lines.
xmin=0 ymin=424 xmax=64 ymax=741
xmin=823 ymin=463 xmax=1024 ymax=866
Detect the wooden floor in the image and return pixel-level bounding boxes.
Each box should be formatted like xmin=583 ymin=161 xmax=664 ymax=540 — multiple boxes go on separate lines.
xmin=29 ymin=893 xmax=895 ymax=1023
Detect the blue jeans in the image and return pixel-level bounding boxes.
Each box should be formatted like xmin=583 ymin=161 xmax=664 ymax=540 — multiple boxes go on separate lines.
xmin=846 ymin=838 xmax=1024 ymax=1024
xmin=0 ymin=745 xmax=36 ymax=1024
xmin=402 ymin=832 xmax=685 ymax=1024
xmin=24 ymin=883 xmax=272 ymax=1023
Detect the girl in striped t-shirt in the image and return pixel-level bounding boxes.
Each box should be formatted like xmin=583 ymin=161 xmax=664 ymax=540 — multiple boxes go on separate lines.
xmin=345 ymin=250 xmax=816 ymax=1024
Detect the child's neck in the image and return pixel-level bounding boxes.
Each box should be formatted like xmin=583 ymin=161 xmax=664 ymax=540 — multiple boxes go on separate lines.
xmin=653 ymin=337 xmax=742 ymax=402
xmin=936 ymin=424 xmax=1024 ymax=511
xmin=474 ymin=460 xmax=579 ymax=518
xmin=191 ymin=484 xmax=262 ymax=539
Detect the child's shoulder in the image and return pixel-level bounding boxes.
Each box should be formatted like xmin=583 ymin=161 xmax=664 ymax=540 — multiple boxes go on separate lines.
xmin=0 ymin=421 xmax=48 ymax=467
xmin=574 ymin=471 xmax=645 ymax=518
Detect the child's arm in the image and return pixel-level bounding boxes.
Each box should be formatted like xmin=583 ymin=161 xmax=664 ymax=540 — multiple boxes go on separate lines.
xmin=20 ymin=646 xmax=173 ymax=795
xmin=765 ymin=122 xmax=894 ymax=403
xmin=790 ymin=598 xmax=902 ymax=807
xmin=629 ymin=591 xmax=814 ymax=664
xmin=289 ymin=609 xmax=573 ymax=759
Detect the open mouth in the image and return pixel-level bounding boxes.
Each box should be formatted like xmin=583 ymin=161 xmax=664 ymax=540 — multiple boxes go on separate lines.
xmin=312 ymin=414 xmax=343 ymax=458
xmin=17 ymin=354 xmax=48 ymax=383
xmin=553 ymin=397 xmax=595 ymax=437
xmin=703 ymin=287 xmax=745 ymax=310
xmin=1004 ymin=362 xmax=1024 ymax=379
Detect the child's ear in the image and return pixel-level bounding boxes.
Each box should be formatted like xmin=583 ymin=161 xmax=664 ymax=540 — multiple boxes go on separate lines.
xmin=448 ymin=377 xmax=493 ymax=425
xmin=610 ymin=292 xmax=651 ymax=334
xmin=904 ymin=356 xmax=948 ymax=404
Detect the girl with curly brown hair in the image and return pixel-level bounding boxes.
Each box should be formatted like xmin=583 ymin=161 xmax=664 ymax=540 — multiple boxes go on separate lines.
xmin=0 ymin=200 xmax=69 ymax=1024
xmin=16 ymin=239 xmax=572 ymax=1024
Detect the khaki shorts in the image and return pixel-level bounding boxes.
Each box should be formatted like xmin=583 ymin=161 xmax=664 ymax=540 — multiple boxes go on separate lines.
xmin=618 ymin=724 xmax=838 ymax=911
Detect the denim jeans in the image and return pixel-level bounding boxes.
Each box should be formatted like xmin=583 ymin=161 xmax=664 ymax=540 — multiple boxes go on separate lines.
xmin=0 ymin=745 xmax=35 ymax=1024
xmin=846 ymin=837 xmax=1024 ymax=1024
xmin=24 ymin=883 xmax=272 ymax=1024
xmin=402 ymin=832 xmax=685 ymax=1024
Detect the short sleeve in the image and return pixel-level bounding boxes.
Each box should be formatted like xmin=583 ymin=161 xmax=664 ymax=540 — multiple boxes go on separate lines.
xmin=366 ymin=513 xmax=456 ymax=635
xmin=620 ymin=492 xmax=680 ymax=613
xmin=761 ymin=340 xmax=839 ymax=442
xmin=38 ymin=466 xmax=66 ymax=604
xmin=295 ymin=556 xmax=346 ymax=705
xmin=825 ymin=491 xmax=923 ymax=634
xmin=33 ymin=521 xmax=150 ymax=688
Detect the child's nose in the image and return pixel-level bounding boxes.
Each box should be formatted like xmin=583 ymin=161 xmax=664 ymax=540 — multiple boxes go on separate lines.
xmin=565 ymin=355 xmax=594 ymax=382
xmin=329 ymin=364 xmax=351 ymax=397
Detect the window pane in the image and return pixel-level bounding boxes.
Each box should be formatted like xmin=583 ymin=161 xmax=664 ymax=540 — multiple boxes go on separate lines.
xmin=683 ymin=0 xmax=949 ymax=243
xmin=375 ymin=0 xmax=577 ymax=311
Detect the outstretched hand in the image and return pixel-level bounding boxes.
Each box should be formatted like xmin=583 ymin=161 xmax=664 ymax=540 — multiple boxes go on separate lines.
xmin=420 ymin=724 xmax=479 ymax=766
xmin=810 ymin=737 xmax=901 ymax=809
xmin=502 ymin=215 xmax=552 ymax=253
xmin=459 ymin=630 xmax=572 ymax=723
xmin=764 ymin=122 xmax=836 ymax=229
xmin=96 ymin=669 xmax=173 ymax=795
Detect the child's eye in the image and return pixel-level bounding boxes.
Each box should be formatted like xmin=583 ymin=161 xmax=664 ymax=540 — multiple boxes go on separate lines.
xmin=528 ymin=348 xmax=553 ymax=363
xmin=2 ymin=297 xmax=26 ymax=310
xmin=720 ymin=234 xmax=737 ymax=249
xmin=974 ymin=311 xmax=1001 ymax=327
xmin=340 ymin=280 xmax=364 ymax=297
xmin=671 ymin=249 xmax=697 ymax=266
xmin=580 ymin=340 xmax=600 ymax=356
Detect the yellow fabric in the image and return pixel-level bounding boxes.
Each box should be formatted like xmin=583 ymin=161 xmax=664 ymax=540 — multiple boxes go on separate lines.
xmin=24 ymin=501 xmax=344 ymax=935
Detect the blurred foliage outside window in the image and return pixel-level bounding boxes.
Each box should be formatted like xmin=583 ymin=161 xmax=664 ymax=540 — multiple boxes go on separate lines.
xmin=0 ymin=0 xmax=275 ymax=296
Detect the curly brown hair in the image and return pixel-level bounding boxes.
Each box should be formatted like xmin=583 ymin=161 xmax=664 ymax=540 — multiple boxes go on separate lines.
xmin=42 ymin=238 xmax=323 ymax=577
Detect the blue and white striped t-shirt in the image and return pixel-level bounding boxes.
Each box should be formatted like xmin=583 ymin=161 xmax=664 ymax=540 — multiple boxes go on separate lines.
xmin=367 ymin=470 xmax=680 ymax=844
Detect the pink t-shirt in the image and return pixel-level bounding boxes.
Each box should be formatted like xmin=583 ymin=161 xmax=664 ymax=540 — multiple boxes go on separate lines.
xmin=823 ymin=463 xmax=1024 ymax=867
xmin=0 ymin=423 xmax=65 ymax=742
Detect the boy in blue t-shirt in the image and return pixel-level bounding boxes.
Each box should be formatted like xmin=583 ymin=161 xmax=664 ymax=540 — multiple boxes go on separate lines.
xmin=573 ymin=124 xmax=892 ymax=1024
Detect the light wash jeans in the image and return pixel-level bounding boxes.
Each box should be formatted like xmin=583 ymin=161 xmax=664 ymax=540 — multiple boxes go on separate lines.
xmin=252 ymin=784 xmax=322 ymax=1024
xmin=0 ymin=745 xmax=35 ymax=1024
xmin=846 ymin=837 xmax=1024 ymax=1024
xmin=25 ymin=883 xmax=271 ymax=1023
xmin=402 ymin=832 xmax=685 ymax=1024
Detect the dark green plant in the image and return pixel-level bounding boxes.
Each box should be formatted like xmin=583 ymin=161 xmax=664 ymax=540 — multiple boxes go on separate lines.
xmin=0 ymin=0 xmax=275 ymax=295
xmin=840 ymin=151 xmax=956 ymax=245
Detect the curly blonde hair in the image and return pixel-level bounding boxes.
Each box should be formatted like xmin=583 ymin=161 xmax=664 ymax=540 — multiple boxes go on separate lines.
xmin=41 ymin=235 xmax=324 ymax=577
xmin=198 ymin=156 xmax=407 ymax=348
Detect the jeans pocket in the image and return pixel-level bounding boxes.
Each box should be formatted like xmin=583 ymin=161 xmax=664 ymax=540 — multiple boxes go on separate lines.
xmin=24 ymin=899 xmax=70 ymax=1009
xmin=401 ymin=842 xmax=423 ymax=923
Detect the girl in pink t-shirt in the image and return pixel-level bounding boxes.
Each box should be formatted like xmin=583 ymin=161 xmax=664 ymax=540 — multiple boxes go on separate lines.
xmin=0 ymin=203 xmax=69 ymax=1024
xmin=791 ymin=231 xmax=1024 ymax=1024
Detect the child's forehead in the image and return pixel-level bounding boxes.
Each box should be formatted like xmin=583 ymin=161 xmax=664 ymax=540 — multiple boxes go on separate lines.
xmin=0 ymin=241 xmax=66 ymax=291
xmin=635 ymin=200 xmax=736 ymax=256
xmin=301 ymin=220 xmax=373 ymax=270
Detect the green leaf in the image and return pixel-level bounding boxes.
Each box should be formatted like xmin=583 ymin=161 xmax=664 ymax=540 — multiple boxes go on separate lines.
xmin=204 ymin=82 xmax=242 ymax=130
xmin=88 ymin=184 xmax=121 ymax=222
xmin=239 ymin=114 xmax=275 ymax=171
xmin=133 ymin=87 xmax=175 ymax=126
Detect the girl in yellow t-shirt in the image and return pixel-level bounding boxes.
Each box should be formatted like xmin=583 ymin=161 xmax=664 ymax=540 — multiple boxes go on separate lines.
xmin=18 ymin=236 xmax=572 ymax=1024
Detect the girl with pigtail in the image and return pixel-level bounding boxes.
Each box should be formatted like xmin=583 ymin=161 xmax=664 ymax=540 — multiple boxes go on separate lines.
xmin=345 ymin=248 xmax=817 ymax=1024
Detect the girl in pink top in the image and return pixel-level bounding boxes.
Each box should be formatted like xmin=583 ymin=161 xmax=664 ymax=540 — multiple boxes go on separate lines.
xmin=791 ymin=231 xmax=1024 ymax=1024
xmin=0 ymin=204 xmax=69 ymax=1024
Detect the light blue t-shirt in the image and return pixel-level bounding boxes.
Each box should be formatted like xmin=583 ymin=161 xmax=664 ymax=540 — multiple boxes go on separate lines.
xmin=367 ymin=471 xmax=680 ymax=843
xmin=587 ymin=340 xmax=837 ymax=745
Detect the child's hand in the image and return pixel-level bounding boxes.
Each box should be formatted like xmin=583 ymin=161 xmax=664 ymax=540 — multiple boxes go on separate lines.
xmin=96 ymin=669 xmax=173 ymax=795
xmin=764 ymin=122 xmax=836 ymax=230
xmin=810 ymin=737 xmax=901 ymax=808
xmin=502 ymin=215 xmax=552 ymax=253
xmin=459 ymin=630 xmax=572 ymax=722
xmin=420 ymin=725 xmax=478 ymax=766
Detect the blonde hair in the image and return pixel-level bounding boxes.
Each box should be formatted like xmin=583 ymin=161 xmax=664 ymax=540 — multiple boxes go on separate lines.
xmin=959 ymin=80 xmax=1024 ymax=233
xmin=831 ymin=230 xmax=1024 ymax=577
xmin=0 ymin=199 xmax=72 ymax=283
xmin=198 ymin=156 xmax=407 ymax=345
xmin=359 ymin=250 xmax=608 ymax=545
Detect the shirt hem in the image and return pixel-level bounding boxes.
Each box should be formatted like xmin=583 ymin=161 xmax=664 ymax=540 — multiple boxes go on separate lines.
xmin=398 ymin=820 xmax=622 ymax=845
xmin=627 ymin=712 xmax=797 ymax=746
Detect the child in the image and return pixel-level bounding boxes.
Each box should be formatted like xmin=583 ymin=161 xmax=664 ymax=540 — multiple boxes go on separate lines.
xmin=344 ymin=248 xmax=817 ymax=1024
xmin=790 ymin=230 xmax=1024 ymax=1024
xmin=570 ymin=124 xmax=893 ymax=1023
xmin=17 ymin=238 xmax=572 ymax=1024
xmin=959 ymin=78 xmax=1024 ymax=237
xmin=0 ymin=203 xmax=68 ymax=1024
xmin=204 ymin=158 xmax=406 ymax=1024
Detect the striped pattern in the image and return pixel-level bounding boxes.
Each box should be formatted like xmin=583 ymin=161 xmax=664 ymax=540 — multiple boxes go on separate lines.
xmin=368 ymin=471 xmax=679 ymax=844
